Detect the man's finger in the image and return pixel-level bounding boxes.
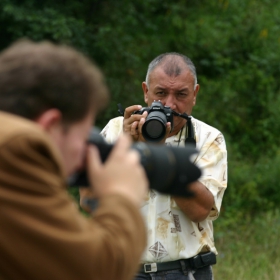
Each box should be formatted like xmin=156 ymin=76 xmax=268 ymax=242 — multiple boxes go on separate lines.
xmin=87 ymin=145 xmax=102 ymax=177
xmin=124 ymin=105 xmax=142 ymax=119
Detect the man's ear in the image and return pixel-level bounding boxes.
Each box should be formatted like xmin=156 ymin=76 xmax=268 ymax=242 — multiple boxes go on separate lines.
xmin=142 ymin=82 xmax=149 ymax=104
xmin=193 ymin=84 xmax=200 ymax=106
xmin=35 ymin=109 xmax=62 ymax=131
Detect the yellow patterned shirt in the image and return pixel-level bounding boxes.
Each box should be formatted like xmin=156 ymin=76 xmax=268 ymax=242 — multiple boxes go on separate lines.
xmin=100 ymin=116 xmax=227 ymax=262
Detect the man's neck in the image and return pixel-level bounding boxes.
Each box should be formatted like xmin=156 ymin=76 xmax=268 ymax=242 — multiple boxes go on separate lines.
xmin=169 ymin=119 xmax=187 ymax=137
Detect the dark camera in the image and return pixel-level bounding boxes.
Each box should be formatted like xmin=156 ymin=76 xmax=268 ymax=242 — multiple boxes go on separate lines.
xmin=69 ymin=128 xmax=202 ymax=197
xmin=134 ymin=100 xmax=173 ymax=142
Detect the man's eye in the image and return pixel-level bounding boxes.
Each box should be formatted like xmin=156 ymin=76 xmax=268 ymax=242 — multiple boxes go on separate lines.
xmin=156 ymin=92 xmax=165 ymax=95
xmin=178 ymin=92 xmax=187 ymax=97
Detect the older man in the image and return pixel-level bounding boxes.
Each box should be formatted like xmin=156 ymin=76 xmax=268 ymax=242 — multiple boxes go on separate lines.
xmin=100 ymin=53 xmax=227 ymax=280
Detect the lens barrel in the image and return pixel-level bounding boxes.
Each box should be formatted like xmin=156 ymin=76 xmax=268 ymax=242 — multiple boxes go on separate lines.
xmin=70 ymin=129 xmax=201 ymax=197
xmin=142 ymin=111 xmax=167 ymax=142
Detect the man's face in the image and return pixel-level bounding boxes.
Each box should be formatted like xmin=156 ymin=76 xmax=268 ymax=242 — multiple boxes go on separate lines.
xmin=55 ymin=113 xmax=94 ymax=177
xmin=142 ymin=66 xmax=199 ymax=134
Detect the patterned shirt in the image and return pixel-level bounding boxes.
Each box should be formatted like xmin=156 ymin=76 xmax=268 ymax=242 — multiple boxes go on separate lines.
xmin=101 ymin=116 xmax=227 ymax=262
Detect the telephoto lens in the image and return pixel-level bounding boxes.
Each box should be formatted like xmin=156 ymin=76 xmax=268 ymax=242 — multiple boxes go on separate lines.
xmin=70 ymin=128 xmax=202 ymax=198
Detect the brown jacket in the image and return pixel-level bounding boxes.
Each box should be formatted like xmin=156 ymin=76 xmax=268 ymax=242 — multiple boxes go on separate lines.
xmin=0 ymin=112 xmax=146 ymax=280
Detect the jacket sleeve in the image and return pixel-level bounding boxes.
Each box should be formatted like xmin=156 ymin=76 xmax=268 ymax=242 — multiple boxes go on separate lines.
xmin=0 ymin=132 xmax=146 ymax=280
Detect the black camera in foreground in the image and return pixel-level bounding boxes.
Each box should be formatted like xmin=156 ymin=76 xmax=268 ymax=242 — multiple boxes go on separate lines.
xmin=70 ymin=128 xmax=202 ymax=197
xmin=134 ymin=100 xmax=174 ymax=142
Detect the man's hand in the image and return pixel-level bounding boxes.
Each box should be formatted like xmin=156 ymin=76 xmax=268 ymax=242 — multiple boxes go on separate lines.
xmin=123 ymin=105 xmax=172 ymax=143
xmin=86 ymin=133 xmax=148 ymax=208
xmin=123 ymin=105 xmax=147 ymax=142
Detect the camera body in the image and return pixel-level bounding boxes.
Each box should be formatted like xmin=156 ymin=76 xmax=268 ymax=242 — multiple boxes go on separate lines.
xmin=134 ymin=100 xmax=174 ymax=142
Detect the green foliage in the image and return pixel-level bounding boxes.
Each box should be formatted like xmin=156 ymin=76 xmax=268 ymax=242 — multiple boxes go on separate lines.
xmin=1 ymin=0 xmax=280 ymax=217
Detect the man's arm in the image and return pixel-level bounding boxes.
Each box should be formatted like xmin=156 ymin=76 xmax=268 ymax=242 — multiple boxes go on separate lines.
xmin=174 ymin=132 xmax=227 ymax=223
xmin=173 ymin=181 xmax=214 ymax=223
xmin=0 ymin=132 xmax=147 ymax=280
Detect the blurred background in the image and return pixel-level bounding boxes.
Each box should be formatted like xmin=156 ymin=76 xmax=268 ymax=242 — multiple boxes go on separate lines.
xmin=1 ymin=0 xmax=280 ymax=278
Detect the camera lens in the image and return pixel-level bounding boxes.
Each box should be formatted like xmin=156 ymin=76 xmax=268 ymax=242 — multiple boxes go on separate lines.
xmin=144 ymin=119 xmax=165 ymax=139
xmin=142 ymin=111 xmax=167 ymax=142
xmin=69 ymin=128 xmax=201 ymax=198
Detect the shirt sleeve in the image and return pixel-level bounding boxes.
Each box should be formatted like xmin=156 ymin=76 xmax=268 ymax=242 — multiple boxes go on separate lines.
xmin=0 ymin=132 xmax=146 ymax=280
xmin=195 ymin=132 xmax=228 ymax=220
xmin=100 ymin=116 xmax=124 ymax=143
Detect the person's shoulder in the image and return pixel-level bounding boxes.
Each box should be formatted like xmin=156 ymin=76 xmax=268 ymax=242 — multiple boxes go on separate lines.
xmin=0 ymin=111 xmax=64 ymax=177
xmin=0 ymin=111 xmax=61 ymax=164
xmin=108 ymin=116 xmax=124 ymax=125
xmin=0 ymin=111 xmax=50 ymax=146
xmin=102 ymin=116 xmax=124 ymax=131
xmin=192 ymin=116 xmax=223 ymax=135
xmin=101 ymin=116 xmax=124 ymax=141
xmin=192 ymin=116 xmax=226 ymax=148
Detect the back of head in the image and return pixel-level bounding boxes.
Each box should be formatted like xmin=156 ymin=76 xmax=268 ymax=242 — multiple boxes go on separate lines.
xmin=0 ymin=39 xmax=109 ymax=124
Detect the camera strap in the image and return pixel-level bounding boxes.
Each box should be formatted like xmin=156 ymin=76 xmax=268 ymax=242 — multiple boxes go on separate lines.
xmin=171 ymin=111 xmax=196 ymax=147
xmin=185 ymin=116 xmax=196 ymax=147
xmin=117 ymin=103 xmax=124 ymax=116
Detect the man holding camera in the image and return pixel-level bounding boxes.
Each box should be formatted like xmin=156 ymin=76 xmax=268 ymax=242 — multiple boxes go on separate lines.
xmin=0 ymin=40 xmax=149 ymax=280
xmin=99 ymin=53 xmax=228 ymax=279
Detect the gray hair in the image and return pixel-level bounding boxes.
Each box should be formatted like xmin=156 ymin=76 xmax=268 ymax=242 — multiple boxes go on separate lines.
xmin=145 ymin=52 xmax=198 ymax=89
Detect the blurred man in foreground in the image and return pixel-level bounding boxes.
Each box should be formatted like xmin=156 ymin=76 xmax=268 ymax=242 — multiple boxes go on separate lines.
xmin=0 ymin=40 xmax=148 ymax=280
xmin=99 ymin=53 xmax=228 ymax=279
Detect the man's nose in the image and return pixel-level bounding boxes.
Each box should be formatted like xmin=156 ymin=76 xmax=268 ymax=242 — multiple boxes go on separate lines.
xmin=163 ymin=95 xmax=176 ymax=110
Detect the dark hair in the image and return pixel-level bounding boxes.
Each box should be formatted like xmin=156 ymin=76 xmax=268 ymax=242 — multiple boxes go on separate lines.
xmin=0 ymin=39 xmax=109 ymax=123
xmin=145 ymin=52 xmax=197 ymax=88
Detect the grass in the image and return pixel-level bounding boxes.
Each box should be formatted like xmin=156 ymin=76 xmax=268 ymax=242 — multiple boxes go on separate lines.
xmin=213 ymin=210 xmax=280 ymax=279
